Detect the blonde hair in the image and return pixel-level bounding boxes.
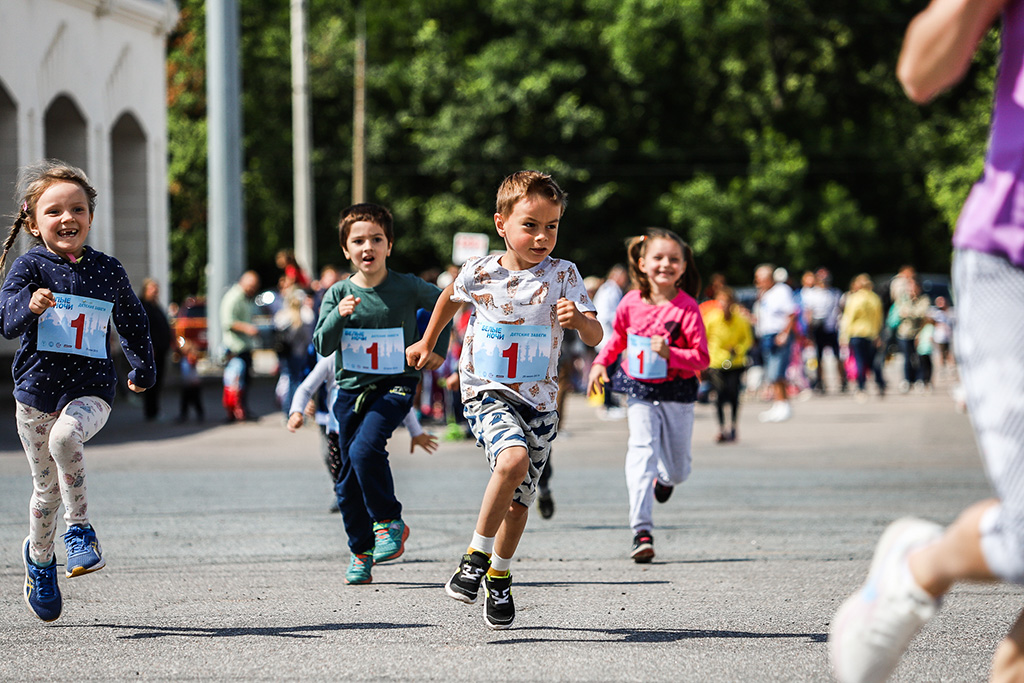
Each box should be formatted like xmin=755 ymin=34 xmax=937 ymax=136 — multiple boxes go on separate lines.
xmin=2 ymin=160 xmax=96 ymax=272
xmin=495 ymin=170 xmax=567 ymax=218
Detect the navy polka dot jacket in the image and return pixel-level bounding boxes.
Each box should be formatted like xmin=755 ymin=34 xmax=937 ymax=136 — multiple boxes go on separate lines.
xmin=0 ymin=246 xmax=156 ymax=412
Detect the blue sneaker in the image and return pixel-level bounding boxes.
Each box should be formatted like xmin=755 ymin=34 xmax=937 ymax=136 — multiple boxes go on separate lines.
xmin=63 ymin=525 xmax=105 ymax=578
xmin=345 ymin=551 xmax=373 ymax=585
xmin=23 ymin=537 xmax=62 ymax=622
xmin=372 ymin=519 xmax=409 ymax=563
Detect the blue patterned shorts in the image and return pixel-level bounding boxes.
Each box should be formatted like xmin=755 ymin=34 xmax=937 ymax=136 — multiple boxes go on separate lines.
xmin=463 ymin=392 xmax=559 ymax=507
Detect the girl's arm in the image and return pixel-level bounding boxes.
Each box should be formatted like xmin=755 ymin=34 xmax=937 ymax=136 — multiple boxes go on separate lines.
xmin=666 ymin=306 xmax=711 ymax=374
xmin=113 ymin=266 xmax=157 ymax=391
xmin=592 ymin=302 xmax=629 ymax=367
xmin=288 ymin=354 xmax=335 ymax=417
xmin=897 ymin=0 xmax=1008 ymax=103
xmin=0 ymin=259 xmax=44 ymax=339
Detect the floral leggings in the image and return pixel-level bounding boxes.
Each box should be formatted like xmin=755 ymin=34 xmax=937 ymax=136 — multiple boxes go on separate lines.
xmin=17 ymin=397 xmax=111 ymax=564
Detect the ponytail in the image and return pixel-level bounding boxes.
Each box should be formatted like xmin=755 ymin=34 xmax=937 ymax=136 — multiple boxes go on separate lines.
xmin=0 ymin=207 xmax=29 ymax=273
xmin=626 ymin=235 xmax=651 ymax=302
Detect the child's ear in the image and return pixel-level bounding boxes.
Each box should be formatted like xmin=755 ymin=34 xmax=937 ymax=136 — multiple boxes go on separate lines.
xmin=386 ymin=241 xmax=393 ymax=256
xmin=493 ymin=212 xmax=505 ymax=236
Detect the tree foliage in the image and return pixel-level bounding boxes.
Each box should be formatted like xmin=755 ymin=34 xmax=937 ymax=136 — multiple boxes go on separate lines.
xmin=166 ymin=0 xmax=995 ymax=301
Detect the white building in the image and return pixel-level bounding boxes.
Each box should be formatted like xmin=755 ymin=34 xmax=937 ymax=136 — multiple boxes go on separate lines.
xmin=0 ymin=0 xmax=179 ymax=297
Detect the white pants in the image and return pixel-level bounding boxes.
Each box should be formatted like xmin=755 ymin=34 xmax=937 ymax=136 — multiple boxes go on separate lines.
xmin=954 ymin=249 xmax=1024 ymax=583
xmin=17 ymin=397 xmax=111 ymax=564
xmin=625 ymin=398 xmax=694 ymax=533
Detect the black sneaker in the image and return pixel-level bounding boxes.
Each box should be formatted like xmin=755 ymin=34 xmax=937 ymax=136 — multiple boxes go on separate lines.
xmin=537 ymin=491 xmax=555 ymax=519
xmin=484 ymin=573 xmax=515 ymax=630
xmin=631 ymin=531 xmax=655 ymax=563
xmin=653 ymin=479 xmax=673 ymax=503
xmin=445 ymin=551 xmax=490 ymax=604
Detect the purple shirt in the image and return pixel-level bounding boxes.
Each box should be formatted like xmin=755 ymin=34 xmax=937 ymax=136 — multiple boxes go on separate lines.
xmin=955 ymin=0 xmax=1024 ymax=266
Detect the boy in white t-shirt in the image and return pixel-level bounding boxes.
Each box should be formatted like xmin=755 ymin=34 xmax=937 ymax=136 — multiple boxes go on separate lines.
xmin=407 ymin=170 xmax=603 ymax=629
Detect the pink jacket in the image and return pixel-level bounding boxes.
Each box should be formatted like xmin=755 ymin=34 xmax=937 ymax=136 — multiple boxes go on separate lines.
xmin=594 ymin=289 xmax=710 ymax=381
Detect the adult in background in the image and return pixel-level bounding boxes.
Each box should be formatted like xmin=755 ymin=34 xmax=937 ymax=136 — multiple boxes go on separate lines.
xmin=800 ymin=268 xmax=848 ymax=394
xmin=753 ymin=264 xmax=797 ymax=423
xmin=838 ymin=274 xmax=885 ymax=401
xmin=593 ymin=264 xmax=628 ymax=420
xmin=139 ymin=278 xmax=171 ymax=421
xmin=829 ymin=1 xmax=1024 ymax=680
xmin=220 ymin=271 xmax=261 ymax=421
xmin=894 ymin=277 xmax=932 ymax=393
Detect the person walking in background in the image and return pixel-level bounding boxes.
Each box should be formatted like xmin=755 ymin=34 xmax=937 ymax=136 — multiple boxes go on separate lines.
xmin=753 ymin=264 xmax=797 ymax=422
xmin=839 ymin=274 xmax=886 ymax=401
xmin=800 ymin=268 xmax=847 ymax=395
xmin=177 ymin=338 xmax=205 ymax=422
xmin=894 ymin=277 xmax=932 ymax=393
xmin=408 ymin=170 xmax=601 ymax=629
xmin=588 ymin=229 xmax=708 ymax=564
xmin=702 ymin=286 xmax=753 ymax=443
xmin=829 ymin=2 xmax=1024 ymax=680
xmin=593 ymin=264 xmax=628 ymax=420
xmin=138 ymin=278 xmax=171 ymax=421
xmin=220 ymin=271 xmax=261 ymax=421
xmin=0 ymin=160 xmax=156 ymax=622
xmin=929 ymin=295 xmax=956 ymax=377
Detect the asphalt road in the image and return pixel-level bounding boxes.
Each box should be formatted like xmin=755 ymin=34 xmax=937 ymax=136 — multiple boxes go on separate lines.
xmin=0 ymin=369 xmax=1018 ymax=681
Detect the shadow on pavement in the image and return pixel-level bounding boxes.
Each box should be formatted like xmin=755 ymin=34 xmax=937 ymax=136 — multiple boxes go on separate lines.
xmin=489 ymin=626 xmax=828 ymax=645
xmin=79 ymin=621 xmax=430 ymax=640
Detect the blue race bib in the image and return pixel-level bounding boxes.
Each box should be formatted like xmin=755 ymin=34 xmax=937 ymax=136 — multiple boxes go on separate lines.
xmin=473 ymin=322 xmax=550 ymax=382
xmin=627 ymin=334 xmax=667 ymax=380
xmin=341 ymin=327 xmax=405 ymax=374
xmin=37 ymin=294 xmax=113 ymax=359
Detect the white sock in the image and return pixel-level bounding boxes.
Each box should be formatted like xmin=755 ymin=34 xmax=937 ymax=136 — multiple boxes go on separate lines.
xmin=490 ymin=552 xmax=512 ymax=574
xmin=470 ymin=532 xmax=494 ymax=555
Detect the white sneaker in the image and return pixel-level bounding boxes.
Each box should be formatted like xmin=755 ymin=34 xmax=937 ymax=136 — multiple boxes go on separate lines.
xmin=829 ymin=518 xmax=943 ymax=683
xmin=758 ymin=401 xmax=792 ymax=423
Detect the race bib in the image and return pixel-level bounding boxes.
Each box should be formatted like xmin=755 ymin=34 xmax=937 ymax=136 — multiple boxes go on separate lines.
xmin=473 ymin=323 xmax=550 ymax=382
xmin=341 ymin=327 xmax=405 ymax=374
xmin=37 ymin=294 xmax=113 ymax=359
xmin=627 ymin=334 xmax=667 ymax=380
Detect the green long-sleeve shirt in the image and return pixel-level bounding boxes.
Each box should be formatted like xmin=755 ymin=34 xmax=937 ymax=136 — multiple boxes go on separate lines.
xmin=313 ymin=270 xmax=451 ymax=391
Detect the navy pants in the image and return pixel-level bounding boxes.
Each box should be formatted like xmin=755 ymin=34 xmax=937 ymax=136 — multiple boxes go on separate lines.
xmin=333 ymin=380 xmax=416 ymax=554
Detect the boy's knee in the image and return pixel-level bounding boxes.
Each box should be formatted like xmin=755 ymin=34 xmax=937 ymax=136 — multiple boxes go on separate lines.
xmin=507 ymin=500 xmax=529 ymax=520
xmin=494 ymin=446 xmax=529 ymax=480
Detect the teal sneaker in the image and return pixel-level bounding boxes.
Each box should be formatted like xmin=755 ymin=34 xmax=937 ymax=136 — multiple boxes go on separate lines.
xmin=64 ymin=525 xmax=105 ymax=578
xmin=372 ymin=519 xmax=409 ymax=563
xmin=345 ymin=551 xmax=373 ymax=584
xmin=23 ymin=537 xmax=62 ymax=622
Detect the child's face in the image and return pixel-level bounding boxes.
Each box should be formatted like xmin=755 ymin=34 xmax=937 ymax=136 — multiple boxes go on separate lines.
xmin=31 ymin=181 xmax=93 ymax=259
xmin=342 ymin=220 xmax=391 ymax=280
xmin=639 ymin=237 xmax=685 ymax=293
xmin=494 ymin=194 xmax=561 ymax=271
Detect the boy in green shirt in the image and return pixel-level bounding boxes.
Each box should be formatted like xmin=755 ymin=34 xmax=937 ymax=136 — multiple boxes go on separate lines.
xmin=313 ymin=203 xmax=450 ymax=584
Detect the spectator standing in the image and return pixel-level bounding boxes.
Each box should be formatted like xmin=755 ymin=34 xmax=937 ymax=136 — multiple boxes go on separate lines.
xmin=593 ymin=264 xmax=628 ymax=419
xmin=139 ymin=277 xmax=172 ymax=420
xmin=839 ymin=274 xmax=886 ymax=400
xmin=220 ymin=271 xmax=261 ymax=421
xmin=753 ymin=265 xmax=797 ymax=422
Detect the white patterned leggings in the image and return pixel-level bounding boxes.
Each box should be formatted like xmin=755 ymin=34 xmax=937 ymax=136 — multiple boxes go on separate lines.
xmin=17 ymin=397 xmax=111 ymax=564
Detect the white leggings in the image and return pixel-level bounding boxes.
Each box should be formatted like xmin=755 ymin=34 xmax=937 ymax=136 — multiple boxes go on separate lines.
xmin=625 ymin=398 xmax=694 ymax=533
xmin=954 ymin=249 xmax=1024 ymax=584
xmin=17 ymin=397 xmax=111 ymax=564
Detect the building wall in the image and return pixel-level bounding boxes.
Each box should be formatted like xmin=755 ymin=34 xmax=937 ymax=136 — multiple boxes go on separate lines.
xmin=0 ymin=0 xmax=179 ymax=304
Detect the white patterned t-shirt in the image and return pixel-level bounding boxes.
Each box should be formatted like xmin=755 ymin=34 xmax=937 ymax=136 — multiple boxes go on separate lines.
xmin=452 ymin=254 xmax=595 ymax=411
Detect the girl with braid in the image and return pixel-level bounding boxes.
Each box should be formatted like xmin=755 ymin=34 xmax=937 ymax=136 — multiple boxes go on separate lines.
xmin=0 ymin=160 xmax=155 ymax=622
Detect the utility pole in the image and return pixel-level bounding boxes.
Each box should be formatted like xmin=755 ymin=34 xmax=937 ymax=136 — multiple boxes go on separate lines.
xmin=291 ymin=0 xmax=316 ymax=276
xmin=352 ymin=4 xmax=366 ymax=204
xmin=206 ymin=0 xmax=245 ymax=362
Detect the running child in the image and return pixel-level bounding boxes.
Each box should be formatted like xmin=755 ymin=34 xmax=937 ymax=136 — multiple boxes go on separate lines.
xmin=312 ymin=203 xmax=449 ymax=585
xmin=0 ymin=160 xmax=156 ymax=622
xmin=588 ymin=228 xmax=709 ymax=563
xmin=829 ymin=1 xmax=1024 ymax=681
xmin=407 ymin=170 xmax=602 ymax=629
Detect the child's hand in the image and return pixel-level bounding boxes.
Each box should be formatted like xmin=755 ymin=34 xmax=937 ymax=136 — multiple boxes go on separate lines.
xmin=588 ymin=363 xmax=609 ymax=397
xmin=287 ymin=412 xmax=304 ymax=432
xmin=127 ymin=379 xmax=146 ymax=394
xmin=406 ymin=340 xmax=433 ymax=370
xmin=650 ymin=335 xmax=670 ymax=359
xmin=336 ymin=295 xmax=361 ymax=318
xmin=556 ymin=297 xmax=583 ymax=329
xmin=445 ymin=372 xmax=460 ymax=393
xmin=29 ymin=288 xmax=55 ymax=315
xmin=410 ymin=432 xmax=439 ymax=454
